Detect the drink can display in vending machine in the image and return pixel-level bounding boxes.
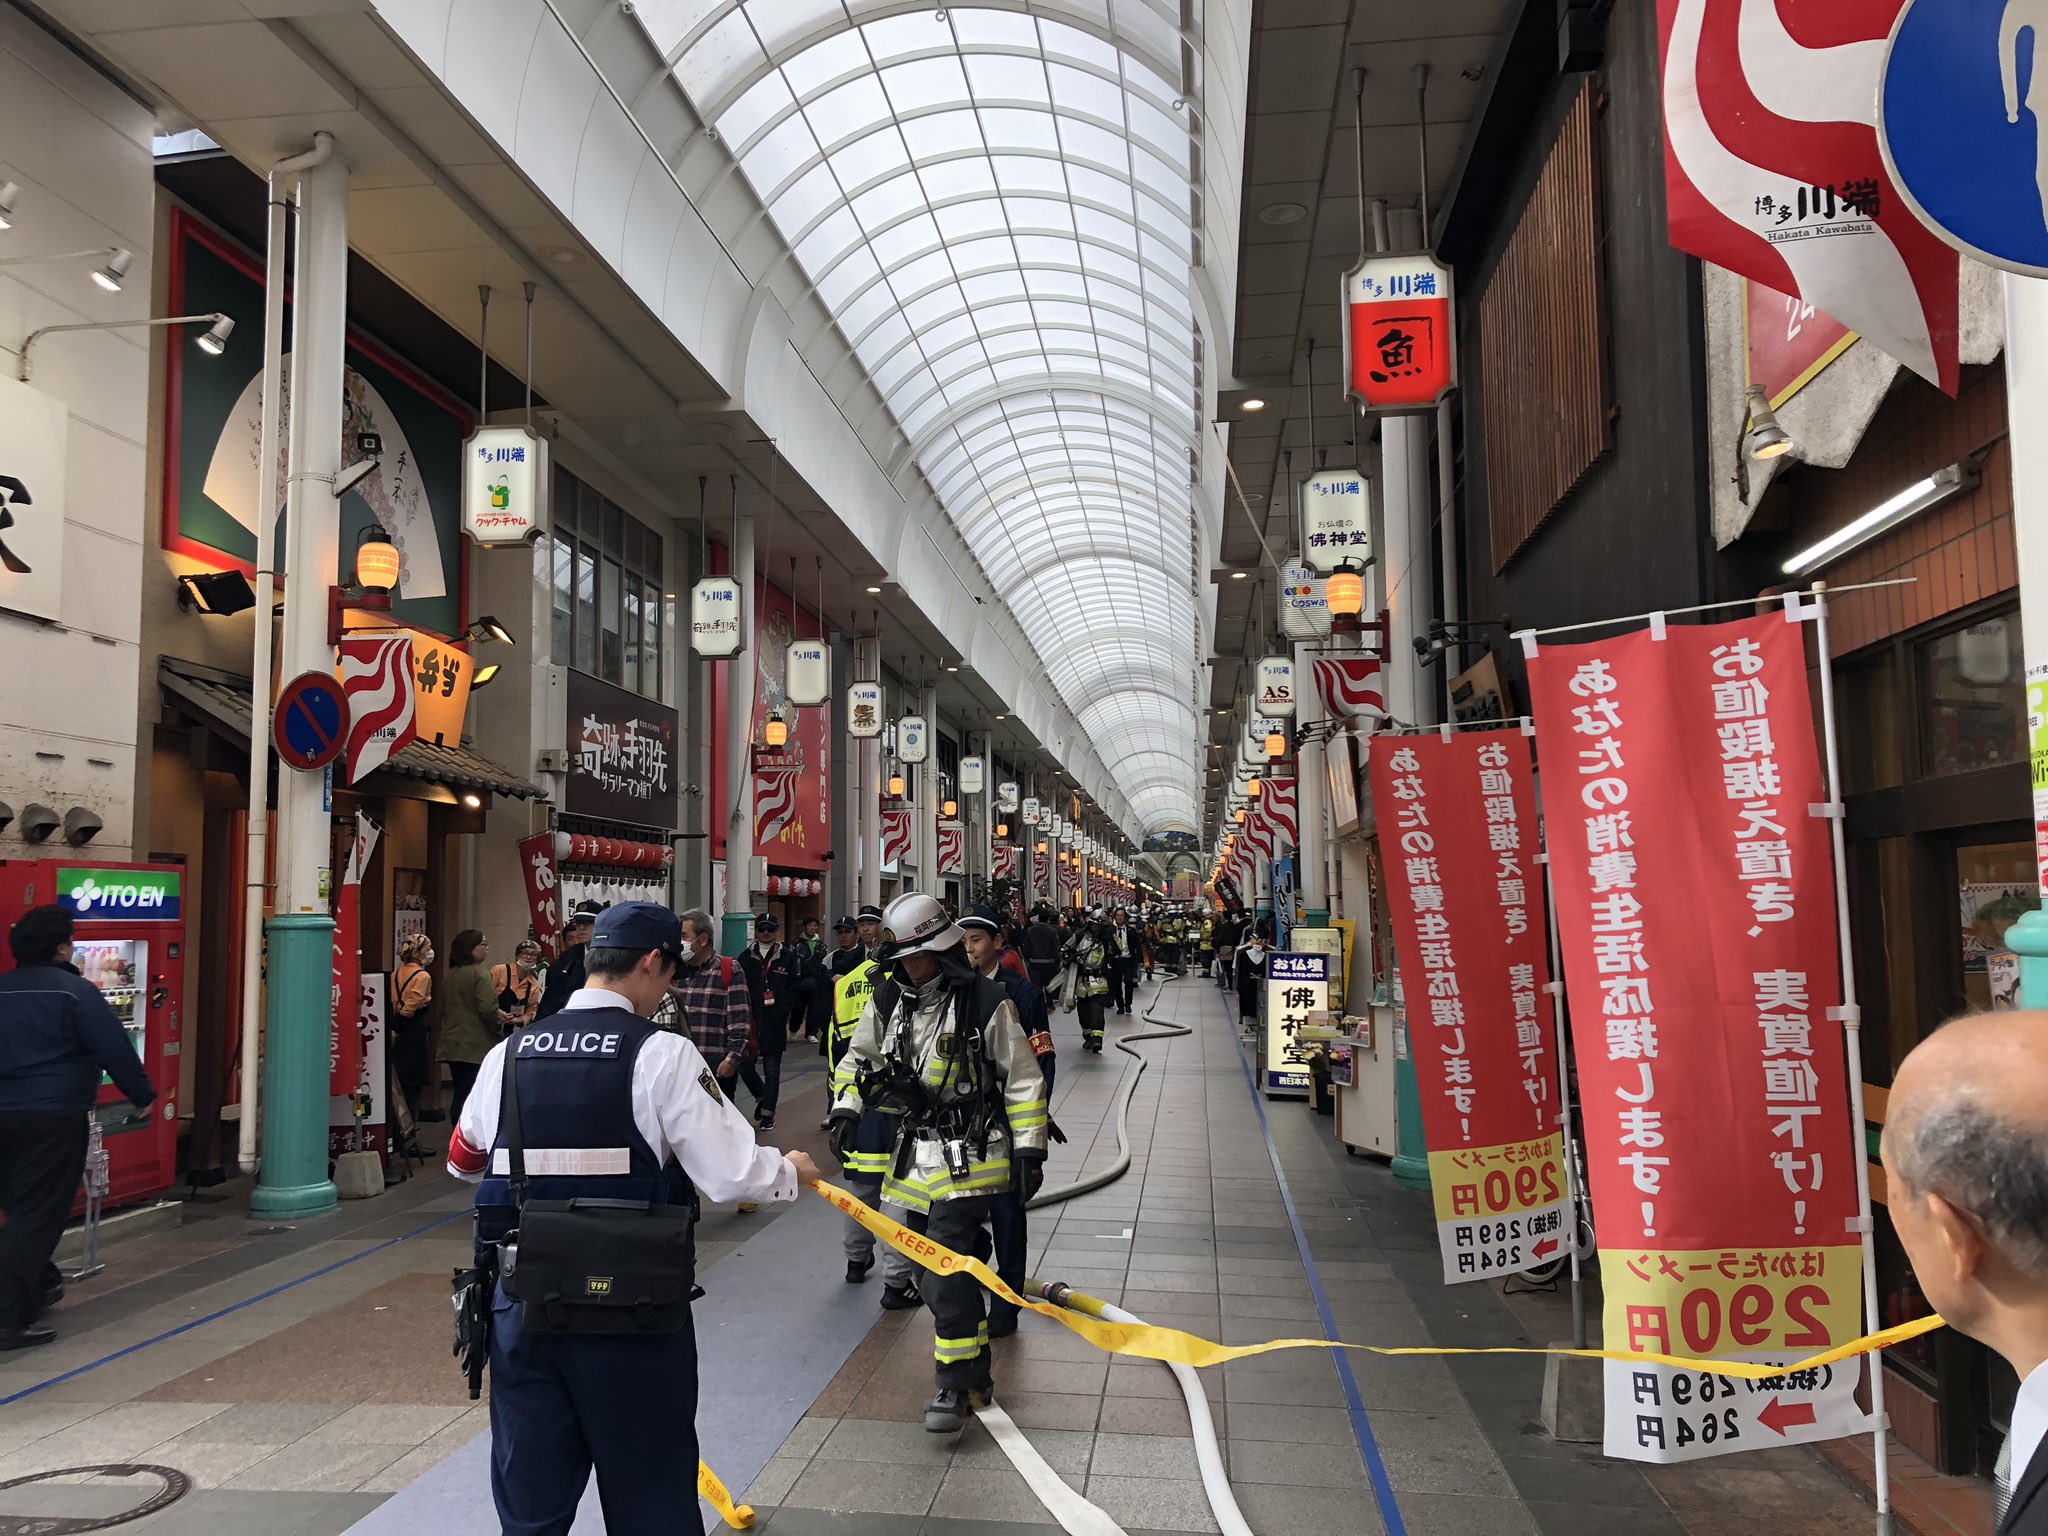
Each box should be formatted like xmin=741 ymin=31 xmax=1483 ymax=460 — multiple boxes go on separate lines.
xmin=0 ymin=859 xmax=185 ymax=1211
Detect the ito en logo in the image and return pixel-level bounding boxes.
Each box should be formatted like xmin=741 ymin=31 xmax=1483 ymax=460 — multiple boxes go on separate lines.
xmin=68 ymin=876 xmax=104 ymax=912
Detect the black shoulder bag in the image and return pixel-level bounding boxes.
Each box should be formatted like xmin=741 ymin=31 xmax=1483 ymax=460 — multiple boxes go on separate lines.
xmin=496 ymin=1035 xmax=699 ymax=1336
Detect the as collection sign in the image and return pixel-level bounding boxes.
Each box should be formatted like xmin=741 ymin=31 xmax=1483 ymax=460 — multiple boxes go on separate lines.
xmin=690 ymin=577 xmax=744 ymax=657
xmin=1256 ymin=655 xmax=1296 ymax=717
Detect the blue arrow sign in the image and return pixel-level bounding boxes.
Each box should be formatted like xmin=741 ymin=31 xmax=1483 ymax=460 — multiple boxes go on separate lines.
xmin=1881 ymin=0 xmax=2048 ymax=275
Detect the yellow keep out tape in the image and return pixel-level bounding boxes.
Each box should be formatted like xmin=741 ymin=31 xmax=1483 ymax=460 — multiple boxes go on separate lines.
xmin=699 ymin=1459 xmax=754 ymax=1530
xmin=809 ymin=1178 xmax=1947 ymax=1383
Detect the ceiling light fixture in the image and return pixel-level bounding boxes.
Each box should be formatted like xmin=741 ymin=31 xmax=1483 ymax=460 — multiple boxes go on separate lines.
xmin=1257 ymin=202 xmax=1308 ymax=226
xmin=1230 ymin=570 xmax=1247 ymax=580
xmin=1781 ymin=462 xmax=1978 ymax=576
xmin=195 ymin=315 xmax=235 ymax=355
xmin=539 ymin=245 xmax=583 ymax=266
xmin=91 ymin=247 xmax=132 ymax=291
xmin=1240 ymin=397 xmax=1266 ymax=412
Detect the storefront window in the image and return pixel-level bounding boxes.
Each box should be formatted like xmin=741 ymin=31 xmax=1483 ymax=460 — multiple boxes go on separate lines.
xmin=547 ymin=467 xmax=664 ymax=699
xmin=1838 ymin=651 xmax=1903 ymax=793
xmin=1919 ymin=615 xmax=2023 ymax=778
xmin=1959 ymin=839 xmax=2037 ymax=1014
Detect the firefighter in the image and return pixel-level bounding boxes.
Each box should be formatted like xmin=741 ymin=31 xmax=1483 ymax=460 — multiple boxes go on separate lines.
xmin=1068 ymin=909 xmax=1111 ymax=1053
xmin=827 ymin=891 xmax=1048 ymax=1432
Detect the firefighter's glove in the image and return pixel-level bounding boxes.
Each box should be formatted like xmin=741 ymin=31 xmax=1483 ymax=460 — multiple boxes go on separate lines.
xmin=828 ymin=1108 xmax=861 ymax=1165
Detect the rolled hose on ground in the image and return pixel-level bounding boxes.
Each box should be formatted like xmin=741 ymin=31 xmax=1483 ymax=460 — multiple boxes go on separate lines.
xmin=1021 ymin=974 xmax=1258 ymax=1536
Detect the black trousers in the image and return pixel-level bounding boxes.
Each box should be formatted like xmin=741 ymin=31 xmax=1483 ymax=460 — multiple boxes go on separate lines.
xmin=1110 ymin=958 xmax=1137 ymax=1013
xmin=738 ymin=1053 xmax=781 ymax=1118
xmin=0 ymin=1109 xmax=88 ymax=1328
xmin=446 ymin=1060 xmax=483 ymax=1126
xmin=986 ymin=1187 xmax=1027 ymax=1332
xmin=925 ymin=1195 xmax=995 ymax=1390
xmin=1026 ymin=960 xmax=1058 ymax=995
xmin=1077 ymin=994 xmax=1106 ymax=1043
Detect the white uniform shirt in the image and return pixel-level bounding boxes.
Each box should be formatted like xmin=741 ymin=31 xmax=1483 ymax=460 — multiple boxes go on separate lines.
xmin=2011 ymin=1359 xmax=2048 ymax=1493
xmin=447 ymin=987 xmax=798 ymax=1206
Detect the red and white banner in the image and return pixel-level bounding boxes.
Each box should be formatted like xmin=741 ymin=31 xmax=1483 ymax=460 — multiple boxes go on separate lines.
xmin=880 ymin=807 xmax=912 ymax=868
xmin=339 ymin=633 xmax=417 ymax=783
xmin=755 ymin=759 xmax=801 ymax=845
xmin=329 ymin=811 xmax=378 ymax=1100
xmin=1263 ymin=777 xmax=1298 ymax=847
xmin=994 ymin=844 xmax=1018 ymax=881
xmin=1311 ymin=656 xmax=1386 ymax=720
xmin=1367 ymin=731 xmax=1569 ymax=1284
xmin=518 ymin=832 xmax=563 ymax=958
xmin=1527 ymin=611 xmax=1865 ymax=1462
xmin=1656 ymin=0 xmax=1955 ymax=392
xmin=938 ymin=820 xmax=965 ymax=876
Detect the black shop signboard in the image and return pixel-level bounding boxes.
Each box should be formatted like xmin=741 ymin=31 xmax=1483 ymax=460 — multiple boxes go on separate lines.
xmin=566 ymin=669 xmax=677 ymax=827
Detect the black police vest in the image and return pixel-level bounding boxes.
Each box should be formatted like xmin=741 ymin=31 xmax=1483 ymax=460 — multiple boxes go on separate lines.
xmin=473 ymin=1009 xmax=696 ymax=1255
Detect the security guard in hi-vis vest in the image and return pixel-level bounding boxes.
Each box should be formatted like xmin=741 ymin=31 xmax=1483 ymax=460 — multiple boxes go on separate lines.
xmin=449 ymin=902 xmax=819 ymax=1535
xmin=828 ymin=891 xmax=1048 ymax=1432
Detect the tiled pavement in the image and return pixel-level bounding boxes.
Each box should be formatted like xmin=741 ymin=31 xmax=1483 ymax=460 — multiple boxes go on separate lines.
xmin=0 ymin=986 xmax=1926 ymax=1535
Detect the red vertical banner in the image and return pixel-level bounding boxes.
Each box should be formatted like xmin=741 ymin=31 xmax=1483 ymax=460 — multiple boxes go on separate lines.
xmin=1526 ymin=611 xmax=1865 ymax=1462
xmin=329 ymin=884 xmax=361 ymax=1100
xmin=517 ymin=832 xmax=563 ymax=958
xmin=1366 ymin=730 xmax=1569 ymax=1283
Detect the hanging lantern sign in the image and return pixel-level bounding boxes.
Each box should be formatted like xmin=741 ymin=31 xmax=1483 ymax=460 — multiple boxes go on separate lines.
xmin=960 ymin=755 xmax=984 ymax=795
xmin=898 ymin=714 xmax=929 ymax=763
xmin=462 ymin=426 xmax=550 ymax=545
xmin=847 ymin=681 xmax=883 ymax=737
xmin=690 ymin=576 xmax=744 ymax=657
xmin=1022 ymin=796 xmax=1040 ymax=826
xmin=1343 ymin=250 xmax=1456 ymax=413
xmin=1300 ymin=468 xmax=1372 ymax=572
xmin=787 ymin=637 xmax=829 ymax=707
xmin=998 ymin=781 xmax=1019 ymax=812
xmin=1256 ymin=655 xmax=1296 ymax=717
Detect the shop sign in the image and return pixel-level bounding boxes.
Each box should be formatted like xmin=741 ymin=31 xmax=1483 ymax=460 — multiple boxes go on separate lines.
xmin=517 ymin=832 xmax=563 ymax=958
xmin=1300 ymin=468 xmax=1371 ymax=572
xmin=787 ymin=638 xmax=829 ymax=707
xmin=58 ymin=867 xmax=182 ymax=922
xmin=1021 ymin=796 xmax=1040 ymax=826
xmin=1278 ymin=563 xmax=1332 ymax=640
xmin=0 ymin=377 xmax=68 ymax=623
xmin=960 ymin=755 xmax=984 ymax=795
xmin=1256 ymin=655 xmax=1296 ymax=717
xmin=1746 ymin=282 xmax=1855 ymax=409
xmin=1263 ymin=951 xmax=1326 ymax=1094
xmin=461 ymin=426 xmax=548 ymax=545
xmin=565 ymin=669 xmax=677 ymax=825
xmin=1365 ymin=730 xmax=1568 ymax=1285
xmin=330 ymin=970 xmax=386 ymax=1158
xmin=691 ymin=576 xmax=744 ymax=657
xmin=998 ymin=781 xmax=1019 ymax=812
xmin=848 ymin=681 xmax=883 ymax=738
xmin=1343 ymin=251 xmax=1456 ymax=413
xmin=402 ymin=629 xmax=474 ymax=746
xmin=1526 ymin=611 xmax=1864 ymax=1463
xmin=898 ymin=714 xmax=929 ymax=763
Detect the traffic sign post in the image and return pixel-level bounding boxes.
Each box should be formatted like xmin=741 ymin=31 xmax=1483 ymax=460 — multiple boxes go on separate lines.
xmin=1879 ymin=3 xmax=2048 ymax=1010
xmin=273 ymin=671 xmax=348 ymax=773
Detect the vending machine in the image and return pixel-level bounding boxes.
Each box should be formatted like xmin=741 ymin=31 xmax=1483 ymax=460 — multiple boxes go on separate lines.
xmin=0 ymin=859 xmax=184 ymax=1209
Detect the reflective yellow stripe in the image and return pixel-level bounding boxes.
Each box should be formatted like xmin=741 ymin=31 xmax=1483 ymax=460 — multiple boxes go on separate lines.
xmin=1011 ymin=1099 xmax=1048 ymax=1115
xmin=1010 ymin=1113 xmax=1048 ymax=1131
xmin=934 ymin=1333 xmax=986 ymax=1363
xmin=843 ymin=1152 xmax=890 ymax=1174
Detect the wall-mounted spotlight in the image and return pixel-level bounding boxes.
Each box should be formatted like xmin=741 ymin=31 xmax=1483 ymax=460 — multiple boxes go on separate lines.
xmin=176 ymin=569 xmax=257 ymax=616
xmin=466 ymin=613 xmax=514 ymax=645
xmin=470 ymin=662 xmax=501 ymax=690
xmin=91 ymin=248 xmax=131 ymax=291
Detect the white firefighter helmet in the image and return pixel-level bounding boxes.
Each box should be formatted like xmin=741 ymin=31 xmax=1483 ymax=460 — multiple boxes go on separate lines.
xmin=877 ymin=890 xmax=965 ymax=960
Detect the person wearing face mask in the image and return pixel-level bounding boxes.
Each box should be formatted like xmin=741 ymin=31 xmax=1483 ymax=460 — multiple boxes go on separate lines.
xmin=388 ymin=931 xmax=437 ymax=1154
xmin=828 ymin=891 xmax=1047 ymax=1432
xmin=492 ymin=940 xmax=544 ymax=1028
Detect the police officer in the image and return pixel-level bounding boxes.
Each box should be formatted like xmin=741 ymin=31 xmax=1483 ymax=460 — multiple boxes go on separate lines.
xmin=449 ymin=902 xmax=820 ymax=1536
xmin=829 ymin=891 xmax=1047 ymax=1432
xmin=958 ymin=905 xmax=1056 ymax=1339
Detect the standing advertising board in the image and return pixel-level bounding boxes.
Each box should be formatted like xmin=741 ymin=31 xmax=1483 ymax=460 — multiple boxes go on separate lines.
xmin=1525 ymin=613 xmax=1866 ymax=1462
xmin=1263 ymin=951 xmax=1325 ymax=1095
xmin=1366 ymin=730 xmax=1569 ymax=1283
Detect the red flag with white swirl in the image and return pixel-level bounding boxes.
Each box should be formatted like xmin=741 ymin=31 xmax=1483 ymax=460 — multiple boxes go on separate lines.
xmin=1311 ymin=657 xmax=1385 ymax=721
xmin=994 ymin=845 xmax=1018 ymax=880
xmin=938 ymin=820 xmax=965 ymax=876
xmin=755 ymin=764 xmax=800 ymax=845
xmin=1264 ymin=777 xmax=1298 ymax=847
xmin=340 ymin=633 xmax=417 ymax=784
xmin=881 ymin=808 xmax=912 ymax=868
xmin=1657 ymin=0 xmax=1955 ymax=392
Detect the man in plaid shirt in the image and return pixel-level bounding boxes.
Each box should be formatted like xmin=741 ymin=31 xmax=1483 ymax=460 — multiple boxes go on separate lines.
xmin=671 ymin=911 xmax=763 ymax=1140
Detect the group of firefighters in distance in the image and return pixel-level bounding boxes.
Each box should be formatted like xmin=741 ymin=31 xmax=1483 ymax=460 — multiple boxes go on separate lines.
xmin=816 ymin=892 xmax=1224 ymax=1430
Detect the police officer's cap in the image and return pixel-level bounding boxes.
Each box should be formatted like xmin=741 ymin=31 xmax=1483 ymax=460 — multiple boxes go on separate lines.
xmin=957 ymin=904 xmax=1005 ymax=934
xmin=833 ymin=914 xmax=858 ymax=932
xmin=590 ymin=901 xmax=682 ymax=953
xmin=857 ymin=903 xmax=885 ymax=921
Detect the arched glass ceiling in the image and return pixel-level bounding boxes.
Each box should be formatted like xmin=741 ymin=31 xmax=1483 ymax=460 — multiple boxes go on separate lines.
xmin=644 ymin=0 xmax=1205 ymax=833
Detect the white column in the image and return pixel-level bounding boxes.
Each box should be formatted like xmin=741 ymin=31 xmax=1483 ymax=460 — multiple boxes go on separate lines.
xmin=856 ymin=635 xmax=881 ymax=911
xmin=1021 ymin=775 xmax=1039 ymax=909
xmin=1379 ymin=207 xmax=1438 ymax=729
xmin=1294 ymin=648 xmax=1327 ymax=918
xmin=274 ymin=155 xmax=348 ymax=917
xmin=722 ymin=514 xmax=755 ymax=942
xmin=917 ymin=684 xmax=939 ymax=893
